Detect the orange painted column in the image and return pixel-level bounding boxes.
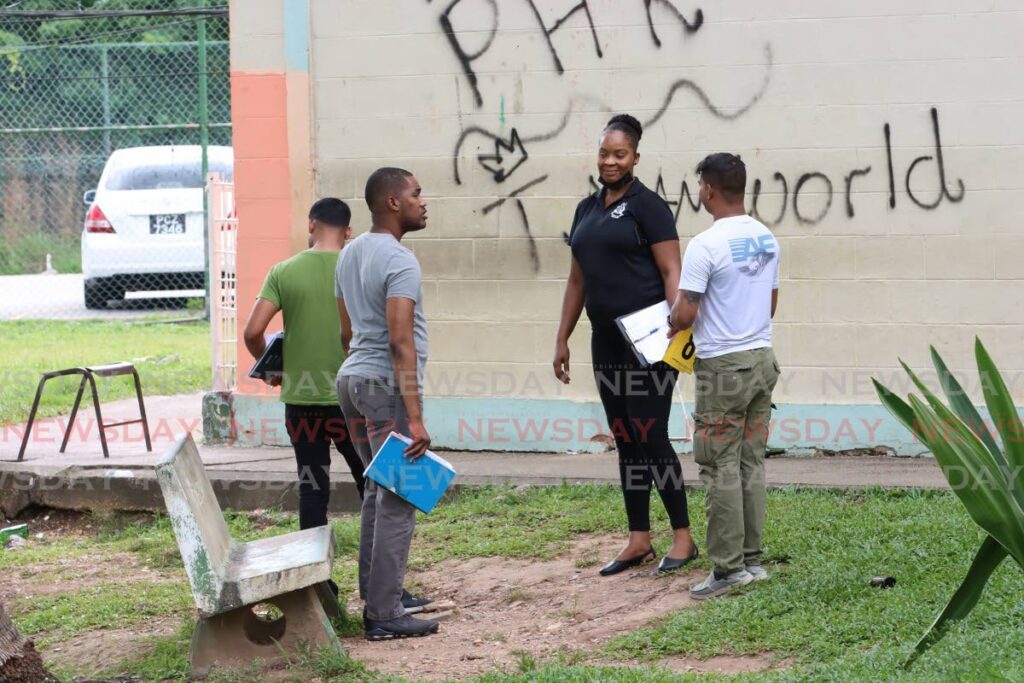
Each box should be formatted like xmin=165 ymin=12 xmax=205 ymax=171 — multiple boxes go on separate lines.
xmin=229 ymin=0 xmax=314 ymax=393
xmin=231 ymin=72 xmax=292 ymax=395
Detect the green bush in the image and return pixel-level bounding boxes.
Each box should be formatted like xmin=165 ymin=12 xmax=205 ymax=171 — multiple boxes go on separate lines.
xmin=0 ymin=231 xmax=81 ymax=275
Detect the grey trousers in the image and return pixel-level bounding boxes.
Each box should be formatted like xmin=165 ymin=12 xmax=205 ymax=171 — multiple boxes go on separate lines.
xmin=337 ymin=374 xmax=417 ymax=621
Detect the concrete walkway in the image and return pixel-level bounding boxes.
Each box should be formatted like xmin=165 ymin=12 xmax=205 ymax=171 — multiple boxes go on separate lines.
xmin=0 ymin=393 xmax=948 ymax=518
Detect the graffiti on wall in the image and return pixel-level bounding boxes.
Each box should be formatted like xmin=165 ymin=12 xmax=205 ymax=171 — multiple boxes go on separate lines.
xmin=430 ymin=0 xmax=704 ymax=107
xmin=750 ymin=107 xmax=965 ymax=226
xmin=425 ymin=0 xmax=966 ymax=271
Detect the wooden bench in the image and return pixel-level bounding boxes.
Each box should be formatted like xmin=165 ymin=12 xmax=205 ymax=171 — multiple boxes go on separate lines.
xmin=156 ymin=433 xmax=344 ymax=677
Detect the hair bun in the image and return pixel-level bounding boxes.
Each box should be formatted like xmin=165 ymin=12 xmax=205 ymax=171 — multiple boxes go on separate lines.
xmin=607 ymin=113 xmax=642 ymax=141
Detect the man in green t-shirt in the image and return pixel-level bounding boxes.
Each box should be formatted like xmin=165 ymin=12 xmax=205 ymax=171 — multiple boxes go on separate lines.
xmin=243 ymin=198 xmax=365 ymax=533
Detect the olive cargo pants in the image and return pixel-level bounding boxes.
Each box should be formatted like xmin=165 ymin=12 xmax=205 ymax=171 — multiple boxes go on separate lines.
xmin=692 ymin=347 xmax=780 ymax=576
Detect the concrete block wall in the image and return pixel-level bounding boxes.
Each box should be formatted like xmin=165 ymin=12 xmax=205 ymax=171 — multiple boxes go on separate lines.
xmin=226 ymin=1 xmax=1024 ymax=452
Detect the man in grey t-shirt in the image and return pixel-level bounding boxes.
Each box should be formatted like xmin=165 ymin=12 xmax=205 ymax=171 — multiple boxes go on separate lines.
xmin=334 ymin=228 xmax=428 ymax=388
xmin=335 ymin=167 xmax=438 ymax=641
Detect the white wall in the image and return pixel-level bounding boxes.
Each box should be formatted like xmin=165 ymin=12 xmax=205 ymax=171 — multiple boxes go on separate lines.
xmin=308 ymin=0 xmax=1024 ymax=407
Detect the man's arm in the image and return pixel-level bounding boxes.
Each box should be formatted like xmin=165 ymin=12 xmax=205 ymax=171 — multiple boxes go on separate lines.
xmin=771 ymin=288 xmax=779 ymax=318
xmin=386 ymin=297 xmax=430 ymax=459
xmin=243 ymin=298 xmax=280 ymax=359
xmin=242 ymin=298 xmax=282 ymax=386
xmin=671 ymin=239 xmax=709 ymax=332
xmin=337 ymin=298 xmax=352 ymax=356
xmin=669 ymin=289 xmax=702 ymax=331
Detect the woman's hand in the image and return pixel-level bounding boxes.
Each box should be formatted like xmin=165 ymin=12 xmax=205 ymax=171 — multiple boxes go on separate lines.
xmin=553 ymin=341 xmax=571 ymax=384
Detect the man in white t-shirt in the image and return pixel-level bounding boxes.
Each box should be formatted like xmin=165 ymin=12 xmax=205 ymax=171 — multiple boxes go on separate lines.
xmin=669 ymin=153 xmax=781 ymax=601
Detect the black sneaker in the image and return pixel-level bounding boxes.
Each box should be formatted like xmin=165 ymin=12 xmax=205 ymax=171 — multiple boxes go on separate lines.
xmin=402 ymin=589 xmax=433 ymax=614
xmin=364 ymin=613 xmax=439 ymax=641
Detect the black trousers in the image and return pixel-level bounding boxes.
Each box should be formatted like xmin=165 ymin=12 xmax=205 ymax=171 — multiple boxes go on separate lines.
xmin=591 ymin=324 xmax=691 ymax=532
xmin=284 ymin=403 xmax=366 ymax=530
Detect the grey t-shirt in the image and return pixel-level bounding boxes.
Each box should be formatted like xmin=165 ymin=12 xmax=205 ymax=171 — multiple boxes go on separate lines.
xmin=335 ymin=231 xmax=428 ymax=385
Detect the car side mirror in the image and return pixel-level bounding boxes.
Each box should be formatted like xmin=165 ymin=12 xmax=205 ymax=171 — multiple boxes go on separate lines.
xmin=83 ymin=189 xmax=96 ymax=205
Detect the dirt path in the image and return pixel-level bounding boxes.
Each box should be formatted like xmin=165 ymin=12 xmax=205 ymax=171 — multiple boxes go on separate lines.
xmin=344 ymin=534 xmax=783 ymax=680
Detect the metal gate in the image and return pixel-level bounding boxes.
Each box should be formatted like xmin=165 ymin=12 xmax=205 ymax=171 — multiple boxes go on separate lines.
xmin=207 ymin=173 xmax=236 ymax=391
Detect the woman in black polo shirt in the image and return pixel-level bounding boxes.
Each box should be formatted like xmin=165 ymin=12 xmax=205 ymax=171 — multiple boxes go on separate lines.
xmin=553 ymin=114 xmax=696 ymax=575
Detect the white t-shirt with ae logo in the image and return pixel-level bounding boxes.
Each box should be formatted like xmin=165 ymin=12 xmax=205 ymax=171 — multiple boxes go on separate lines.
xmin=680 ymin=215 xmax=780 ymax=359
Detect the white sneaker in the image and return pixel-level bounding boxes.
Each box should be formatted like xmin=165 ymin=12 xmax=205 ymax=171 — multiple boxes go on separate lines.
xmin=689 ymin=569 xmax=753 ymax=601
xmin=746 ymin=564 xmax=769 ymax=581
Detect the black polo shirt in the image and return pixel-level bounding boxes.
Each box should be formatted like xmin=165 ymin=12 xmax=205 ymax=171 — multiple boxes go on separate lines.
xmin=568 ymin=178 xmax=678 ymax=326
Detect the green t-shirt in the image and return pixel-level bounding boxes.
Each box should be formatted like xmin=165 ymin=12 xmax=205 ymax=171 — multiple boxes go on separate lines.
xmin=257 ymin=249 xmax=344 ymax=405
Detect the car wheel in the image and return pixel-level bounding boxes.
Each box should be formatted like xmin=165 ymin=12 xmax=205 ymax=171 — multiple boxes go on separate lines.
xmin=84 ymin=281 xmax=123 ymax=310
xmin=84 ymin=282 xmax=106 ymax=309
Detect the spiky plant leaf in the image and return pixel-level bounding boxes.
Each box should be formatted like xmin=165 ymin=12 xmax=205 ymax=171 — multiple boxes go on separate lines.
xmin=976 ymin=338 xmax=1024 ymax=492
xmin=905 ymin=534 xmax=1007 ymax=668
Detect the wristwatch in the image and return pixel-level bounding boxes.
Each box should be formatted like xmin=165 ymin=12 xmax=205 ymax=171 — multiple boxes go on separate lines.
xmin=666 ymin=314 xmax=675 ymax=331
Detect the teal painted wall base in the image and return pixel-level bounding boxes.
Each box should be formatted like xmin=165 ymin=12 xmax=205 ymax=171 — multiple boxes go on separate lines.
xmin=203 ymin=392 xmax=928 ymax=455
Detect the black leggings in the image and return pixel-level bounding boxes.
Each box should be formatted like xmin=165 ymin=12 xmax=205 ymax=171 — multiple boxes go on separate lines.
xmin=591 ymin=324 xmax=690 ymax=532
xmin=284 ymin=403 xmax=366 ymax=530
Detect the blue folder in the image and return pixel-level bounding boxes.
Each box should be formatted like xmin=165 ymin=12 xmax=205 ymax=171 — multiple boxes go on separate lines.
xmin=364 ymin=432 xmax=457 ymax=513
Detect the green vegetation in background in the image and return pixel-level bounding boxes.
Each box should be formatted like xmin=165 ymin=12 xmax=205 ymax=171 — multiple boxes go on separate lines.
xmin=0 ymin=0 xmax=230 ymax=130
xmin=0 ymin=232 xmax=81 ymax=275
xmin=0 ymin=320 xmax=210 ymax=426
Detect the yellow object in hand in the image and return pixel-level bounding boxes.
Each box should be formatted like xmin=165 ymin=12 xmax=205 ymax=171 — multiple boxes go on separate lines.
xmin=663 ymin=328 xmax=697 ymax=374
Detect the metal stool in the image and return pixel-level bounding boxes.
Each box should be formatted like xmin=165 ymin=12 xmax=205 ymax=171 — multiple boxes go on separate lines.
xmin=17 ymin=362 xmax=152 ymax=461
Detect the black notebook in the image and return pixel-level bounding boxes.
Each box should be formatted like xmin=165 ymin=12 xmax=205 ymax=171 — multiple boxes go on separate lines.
xmin=247 ymin=332 xmax=284 ymax=380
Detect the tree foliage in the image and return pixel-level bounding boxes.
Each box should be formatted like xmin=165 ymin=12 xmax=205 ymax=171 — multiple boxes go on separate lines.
xmin=0 ymin=1 xmax=230 ymax=240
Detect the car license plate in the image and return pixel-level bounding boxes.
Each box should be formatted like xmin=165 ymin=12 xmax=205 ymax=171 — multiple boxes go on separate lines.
xmin=150 ymin=214 xmax=186 ymax=235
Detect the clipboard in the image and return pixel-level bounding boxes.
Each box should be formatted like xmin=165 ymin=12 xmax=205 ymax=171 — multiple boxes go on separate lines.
xmin=614 ymin=301 xmax=697 ymax=374
xmin=615 ymin=303 xmax=697 ymax=442
xmin=247 ymin=331 xmax=284 ymax=380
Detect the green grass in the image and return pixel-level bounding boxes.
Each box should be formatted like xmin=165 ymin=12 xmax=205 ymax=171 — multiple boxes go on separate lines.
xmin=455 ymin=487 xmax=1024 ymax=683
xmin=93 ymin=508 xmax=301 ymax=569
xmin=0 ymin=231 xmax=81 ymax=275
xmin=601 ymin=488 xmax=1024 ymax=681
xmin=283 ymin=641 xmax=376 ymax=682
xmin=0 ymin=319 xmax=211 ymax=426
xmin=5 ymin=487 xmax=1024 ymax=682
xmin=409 ymin=484 xmax=632 ymax=568
xmin=92 ymin=618 xmax=194 ymax=682
xmin=14 ymin=581 xmax=193 ymax=645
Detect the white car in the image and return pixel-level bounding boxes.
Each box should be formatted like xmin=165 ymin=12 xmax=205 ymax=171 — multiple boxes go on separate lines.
xmin=81 ymin=145 xmax=234 ymax=309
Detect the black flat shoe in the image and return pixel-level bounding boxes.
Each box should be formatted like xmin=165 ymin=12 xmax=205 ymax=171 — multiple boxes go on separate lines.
xmin=599 ymin=547 xmax=656 ymax=576
xmin=657 ymin=543 xmax=699 ymax=573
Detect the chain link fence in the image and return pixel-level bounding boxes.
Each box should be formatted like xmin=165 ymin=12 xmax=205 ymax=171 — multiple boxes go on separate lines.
xmin=0 ymin=5 xmax=230 ymax=317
